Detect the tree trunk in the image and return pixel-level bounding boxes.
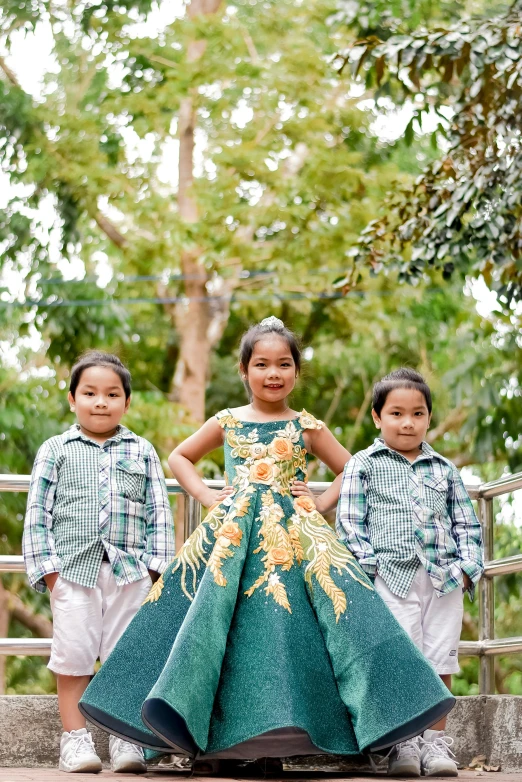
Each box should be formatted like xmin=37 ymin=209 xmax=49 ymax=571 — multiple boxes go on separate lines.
xmin=169 ymin=0 xmax=225 ymax=423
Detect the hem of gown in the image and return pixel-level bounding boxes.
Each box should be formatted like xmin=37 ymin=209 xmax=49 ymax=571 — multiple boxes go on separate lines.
xmin=142 ymin=698 xmax=198 ymax=756
xmin=145 ymin=703 xmax=360 ymax=757
xmin=366 ymin=695 xmax=456 ymax=752
xmin=78 ymin=702 xmax=177 ymax=754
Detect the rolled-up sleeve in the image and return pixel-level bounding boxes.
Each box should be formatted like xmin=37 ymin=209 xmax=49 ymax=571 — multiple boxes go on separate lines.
xmin=335 ymin=456 xmax=377 ymax=578
xmin=22 ymin=442 xmax=61 ymax=593
xmin=141 ymin=445 xmax=175 ymax=574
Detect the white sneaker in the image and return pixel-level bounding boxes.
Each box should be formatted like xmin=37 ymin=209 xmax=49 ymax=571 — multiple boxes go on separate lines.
xmin=109 ymin=735 xmax=147 ymax=774
xmin=388 ymin=736 xmax=422 ymax=777
xmin=59 ymin=728 xmax=102 ymax=773
xmin=421 ymin=731 xmax=458 ymax=777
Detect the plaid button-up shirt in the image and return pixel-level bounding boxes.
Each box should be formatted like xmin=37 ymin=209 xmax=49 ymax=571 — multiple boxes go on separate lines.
xmin=23 ymin=424 xmax=175 ymax=593
xmin=336 ymin=439 xmax=484 ymax=599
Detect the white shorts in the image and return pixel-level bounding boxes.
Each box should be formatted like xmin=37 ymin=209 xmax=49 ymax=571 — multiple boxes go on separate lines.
xmin=48 ymin=563 xmax=151 ymax=676
xmin=375 ymin=566 xmax=464 ymax=675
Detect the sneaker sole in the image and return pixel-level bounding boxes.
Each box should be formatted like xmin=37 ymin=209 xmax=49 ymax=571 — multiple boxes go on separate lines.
xmin=423 ymin=768 xmax=458 ymax=777
xmin=111 ymin=759 xmax=147 ymax=774
xmin=388 ymin=764 xmax=421 ymax=777
xmin=58 ymin=758 xmax=102 ymax=773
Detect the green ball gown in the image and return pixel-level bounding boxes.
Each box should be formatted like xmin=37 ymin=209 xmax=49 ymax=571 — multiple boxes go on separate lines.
xmin=80 ymin=410 xmax=454 ymax=760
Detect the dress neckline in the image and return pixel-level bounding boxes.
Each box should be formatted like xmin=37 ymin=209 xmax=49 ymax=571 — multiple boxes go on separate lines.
xmin=226 ymin=408 xmax=301 ymax=425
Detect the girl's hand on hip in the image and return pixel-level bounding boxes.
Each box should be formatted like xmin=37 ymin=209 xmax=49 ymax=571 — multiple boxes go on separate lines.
xmin=203 ymin=485 xmax=235 ymax=509
xmin=291 ymin=479 xmax=314 ymax=498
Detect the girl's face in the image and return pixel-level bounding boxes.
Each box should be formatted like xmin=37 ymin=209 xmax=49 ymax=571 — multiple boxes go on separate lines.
xmin=68 ymin=365 xmax=130 ymax=440
xmin=242 ymin=335 xmax=297 ymax=404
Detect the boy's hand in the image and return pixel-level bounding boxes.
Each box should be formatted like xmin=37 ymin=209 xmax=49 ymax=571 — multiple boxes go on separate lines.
xmin=44 ymin=572 xmax=59 ymax=592
xmin=463 ymin=572 xmax=472 ymax=590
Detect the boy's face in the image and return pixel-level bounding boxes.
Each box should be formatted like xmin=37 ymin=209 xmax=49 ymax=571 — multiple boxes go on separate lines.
xmin=68 ymin=366 xmax=130 ymax=442
xmin=372 ymin=388 xmax=431 ymax=460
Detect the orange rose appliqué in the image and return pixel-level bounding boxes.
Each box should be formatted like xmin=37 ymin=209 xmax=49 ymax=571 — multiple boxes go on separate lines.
xmin=268 ymin=437 xmax=294 ymax=461
xmin=218 ymin=521 xmax=243 ymax=547
xmin=268 ymin=547 xmax=293 ymax=566
xmin=250 ymin=457 xmax=279 ymax=484
xmin=294 ymin=495 xmax=316 ymax=515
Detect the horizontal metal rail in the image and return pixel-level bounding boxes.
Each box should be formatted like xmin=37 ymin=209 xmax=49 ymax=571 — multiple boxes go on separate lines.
xmin=459 ymin=636 xmax=522 ymax=657
xmin=7 ymin=636 xmax=521 ymax=658
xmin=0 ymin=638 xmax=52 ymax=656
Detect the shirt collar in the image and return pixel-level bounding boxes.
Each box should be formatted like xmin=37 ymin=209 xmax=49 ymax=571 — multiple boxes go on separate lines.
xmin=369 ymin=437 xmax=439 ymax=462
xmin=63 ymin=424 xmax=137 ymax=445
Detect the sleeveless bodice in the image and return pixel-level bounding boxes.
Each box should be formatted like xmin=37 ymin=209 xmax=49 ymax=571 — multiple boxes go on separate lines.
xmin=217 ymin=409 xmax=318 ymax=496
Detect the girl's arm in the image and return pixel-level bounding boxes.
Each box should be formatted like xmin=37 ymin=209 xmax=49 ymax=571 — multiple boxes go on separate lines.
xmin=168 ymin=417 xmax=234 ymax=508
xmin=294 ymin=426 xmax=351 ymax=514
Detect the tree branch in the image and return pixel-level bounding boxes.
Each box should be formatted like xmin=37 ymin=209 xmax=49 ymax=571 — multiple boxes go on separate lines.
xmin=7 ymin=591 xmax=53 ymax=637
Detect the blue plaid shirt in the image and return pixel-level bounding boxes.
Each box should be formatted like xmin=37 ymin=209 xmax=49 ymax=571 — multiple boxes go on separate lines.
xmin=23 ymin=424 xmax=175 ymax=593
xmin=336 ymin=439 xmax=484 ymax=599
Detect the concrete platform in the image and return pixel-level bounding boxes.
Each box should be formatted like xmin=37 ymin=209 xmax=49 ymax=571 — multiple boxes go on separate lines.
xmin=1 ymin=694 xmax=521 ymax=772
xmin=0 ymin=772 xmax=520 ymax=782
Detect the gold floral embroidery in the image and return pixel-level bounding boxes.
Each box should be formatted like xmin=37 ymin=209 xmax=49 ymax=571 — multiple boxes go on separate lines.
xmin=227 ymin=428 xmax=260 ymax=459
xmin=289 ymin=497 xmax=373 ymax=622
xmin=172 ymin=489 xmax=254 ymax=597
xmin=216 ymin=410 xmax=243 ymax=430
xmin=245 ymin=490 xmax=294 ymax=613
xmin=142 ymin=574 xmax=165 ymax=605
xmin=288 ymin=522 xmax=304 ymax=564
xmin=208 ymin=521 xmax=243 ymax=586
xmin=265 ymin=572 xmax=291 ymax=612
xmin=171 ymin=502 xmax=228 ymax=600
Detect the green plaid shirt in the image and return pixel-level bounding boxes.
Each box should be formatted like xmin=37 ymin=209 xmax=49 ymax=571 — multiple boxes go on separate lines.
xmin=336 ymin=439 xmax=484 ymax=599
xmin=23 ymin=425 xmax=175 ymax=593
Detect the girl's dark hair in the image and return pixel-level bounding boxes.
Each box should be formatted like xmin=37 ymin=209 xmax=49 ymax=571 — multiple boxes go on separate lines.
xmin=372 ymin=368 xmax=432 ymax=416
xmin=69 ymin=351 xmax=132 ymax=399
xmin=238 ymin=317 xmax=301 ymax=396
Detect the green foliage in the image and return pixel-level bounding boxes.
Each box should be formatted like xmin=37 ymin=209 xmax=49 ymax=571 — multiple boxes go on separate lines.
xmin=336 ymin=1 xmax=522 ymax=307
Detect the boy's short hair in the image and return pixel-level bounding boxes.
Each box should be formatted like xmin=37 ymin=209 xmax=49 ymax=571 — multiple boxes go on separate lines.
xmin=373 ymin=368 xmax=432 ymax=416
xmin=69 ymin=351 xmax=132 ymax=399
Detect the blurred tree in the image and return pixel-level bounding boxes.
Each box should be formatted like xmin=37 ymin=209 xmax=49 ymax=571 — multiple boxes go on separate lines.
xmin=334 ymin=1 xmax=522 ymax=308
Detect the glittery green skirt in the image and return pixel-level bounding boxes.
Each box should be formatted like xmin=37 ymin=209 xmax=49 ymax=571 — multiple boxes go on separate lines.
xmin=80 ymin=487 xmax=454 ymax=758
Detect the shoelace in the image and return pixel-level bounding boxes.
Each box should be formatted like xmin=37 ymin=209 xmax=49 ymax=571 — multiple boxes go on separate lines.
xmin=423 ymin=735 xmax=456 ymax=760
xmin=68 ymin=733 xmax=96 ymax=758
xmin=396 ymin=737 xmax=422 ymax=759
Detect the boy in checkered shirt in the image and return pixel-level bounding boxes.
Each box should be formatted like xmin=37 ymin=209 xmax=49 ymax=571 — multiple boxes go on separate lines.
xmin=336 ymin=368 xmax=483 ymax=778
xmin=23 ymin=352 xmax=174 ymax=774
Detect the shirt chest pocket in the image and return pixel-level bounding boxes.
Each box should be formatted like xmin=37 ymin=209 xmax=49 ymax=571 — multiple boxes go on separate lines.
xmin=423 ymin=475 xmax=448 ymax=516
xmin=116 ymin=459 xmax=146 ymax=503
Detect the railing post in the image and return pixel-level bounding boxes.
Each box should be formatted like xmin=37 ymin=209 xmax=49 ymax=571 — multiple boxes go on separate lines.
xmin=478 ymin=496 xmax=495 ymax=694
xmin=183 ymin=494 xmax=201 ymax=540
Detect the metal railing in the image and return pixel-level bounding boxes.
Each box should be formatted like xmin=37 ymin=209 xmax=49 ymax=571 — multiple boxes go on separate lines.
xmin=1 ymin=471 xmax=522 ymax=694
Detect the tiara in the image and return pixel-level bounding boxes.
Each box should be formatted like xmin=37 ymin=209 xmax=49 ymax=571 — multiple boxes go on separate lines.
xmin=260 ymin=316 xmax=284 ymax=330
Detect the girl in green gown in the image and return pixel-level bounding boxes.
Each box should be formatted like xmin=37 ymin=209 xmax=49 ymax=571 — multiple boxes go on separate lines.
xmin=80 ymin=317 xmax=454 ymax=762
